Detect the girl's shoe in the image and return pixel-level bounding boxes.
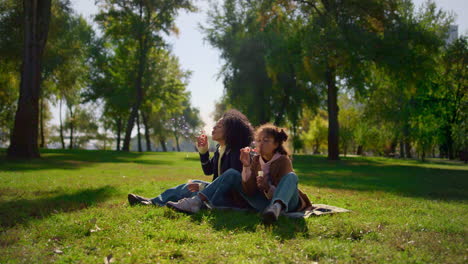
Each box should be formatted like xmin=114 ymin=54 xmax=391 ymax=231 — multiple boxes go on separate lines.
xmin=262 ymin=203 xmax=282 ymax=224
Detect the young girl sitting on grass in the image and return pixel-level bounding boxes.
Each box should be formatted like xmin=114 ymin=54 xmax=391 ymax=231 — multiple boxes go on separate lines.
xmin=167 ymin=124 xmax=312 ymax=224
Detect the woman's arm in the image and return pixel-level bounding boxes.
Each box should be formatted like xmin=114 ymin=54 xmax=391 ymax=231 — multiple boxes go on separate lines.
xmin=199 ymin=150 xmax=216 ymax=176
xmin=228 ymin=149 xmax=243 ymax=173
xmin=197 ymin=134 xmax=215 ymax=176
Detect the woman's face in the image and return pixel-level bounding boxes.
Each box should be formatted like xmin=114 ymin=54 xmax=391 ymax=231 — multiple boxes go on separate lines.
xmin=211 ymin=118 xmax=225 ymax=142
xmin=256 ymin=132 xmax=279 ymax=157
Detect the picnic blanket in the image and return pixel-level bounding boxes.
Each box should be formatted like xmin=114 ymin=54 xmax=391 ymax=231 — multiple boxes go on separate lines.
xmin=285 ymin=204 xmax=351 ymax=218
xmin=209 ymin=203 xmax=350 ymax=218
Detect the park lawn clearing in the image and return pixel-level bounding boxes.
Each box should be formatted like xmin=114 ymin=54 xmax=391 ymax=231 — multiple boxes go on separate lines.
xmin=0 ymin=149 xmax=467 ymax=263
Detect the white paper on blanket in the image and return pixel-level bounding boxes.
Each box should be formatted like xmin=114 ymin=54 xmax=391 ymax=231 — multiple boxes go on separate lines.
xmin=285 ymin=204 xmax=351 ymax=218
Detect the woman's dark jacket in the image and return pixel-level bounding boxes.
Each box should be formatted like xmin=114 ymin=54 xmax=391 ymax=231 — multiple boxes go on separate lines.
xmin=199 ymin=145 xmax=242 ymax=181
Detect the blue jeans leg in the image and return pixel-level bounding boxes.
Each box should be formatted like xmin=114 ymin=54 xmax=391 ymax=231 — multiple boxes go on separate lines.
xmin=200 ymin=169 xmax=243 ymax=207
xmin=269 ymin=172 xmax=300 ymax=212
xmin=238 ymin=190 xmax=270 ymax=212
xmin=150 ymin=181 xmax=209 ymax=206
xmin=201 ymin=169 xmax=269 ymax=211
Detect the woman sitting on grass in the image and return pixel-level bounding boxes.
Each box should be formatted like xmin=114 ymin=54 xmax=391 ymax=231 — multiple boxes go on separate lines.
xmin=128 ymin=109 xmax=254 ymax=207
xmin=167 ymin=124 xmax=312 ymax=224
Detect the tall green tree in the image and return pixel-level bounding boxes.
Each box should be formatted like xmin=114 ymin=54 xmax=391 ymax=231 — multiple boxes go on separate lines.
xmin=140 ymin=49 xmax=194 ymax=151
xmin=0 ymin=0 xmax=22 ymax=145
xmin=95 ymin=0 xmax=195 ymax=152
xmin=8 ymin=0 xmax=52 ymax=158
xmin=362 ymin=1 xmax=452 ymax=159
xmin=204 ymin=0 xmax=322 ymax=129
xmin=63 ymin=106 xmax=99 ymax=149
xmin=1 ymin=0 xmax=94 ymax=152
xmin=438 ymin=37 xmax=467 ymax=159
xmin=85 ymin=36 xmax=133 ymax=151
xmin=45 ymin=4 xmax=94 ymax=149
xmin=203 ymin=0 xmax=272 ymax=125
xmin=283 ymin=0 xmax=397 ymax=160
xmin=299 ymin=109 xmax=328 ymax=154
xmin=269 ymin=0 xmax=451 ymax=160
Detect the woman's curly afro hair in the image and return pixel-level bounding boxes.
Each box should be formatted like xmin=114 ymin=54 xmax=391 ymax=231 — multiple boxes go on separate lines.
xmin=221 ymin=109 xmax=254 ymax=151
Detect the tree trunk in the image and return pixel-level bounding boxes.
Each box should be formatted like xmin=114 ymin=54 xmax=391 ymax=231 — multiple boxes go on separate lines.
xmin=390 ymin=140 xmax=397 ymax=155
xmin=446 ymin=128 xmax=454 ymax=160
xmin=174 ymin=132 xmax=181 ymax=152
xmin=59 ymin=98 xmax=65 ymax=149
xmin=7 ymin=0 xmax=52 ymax=159
xmin=159 ymin=138 xmax=167 ymax=152
xmin=313 ymin=139 xmax=320 ymax=154
xmin=356 ymin=145 xmax=363 ymax=155
xmin=136 ymin=111 xmax=142 ymax=152
xmin=399 ymin=140 xmax=404 ymax=158
xmin=123 ymin=106 xmax=136 ymax=151
xmin=69 ymin=107 xmax=74 ymax=149
xmin=116 ymin=117 xmax=121 ymax=151
xmin=404 ymin=140 xmax=412 ymax=158
xmin=39 ymin=97 xmax=45 ymax=148
xmin=141 ymin=111 xmax=151 ymax=151
xmin=403 ymin=125 xmax=411 ymax=158
xmin=326 ymin=66 xmax=339 ymax=160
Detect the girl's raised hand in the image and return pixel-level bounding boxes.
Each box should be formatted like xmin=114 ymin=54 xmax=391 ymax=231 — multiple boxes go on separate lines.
xmin=240 ymin=147 xmax=251 ymax=167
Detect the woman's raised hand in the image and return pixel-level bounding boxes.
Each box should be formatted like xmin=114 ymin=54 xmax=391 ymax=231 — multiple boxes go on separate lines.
xmin=196 ymin=131 xmax=208 ymax=153
xmin=197 ymin=134 xmax=207 ymax=147
xmin=240 ymin=147 xmax=252 ymax=167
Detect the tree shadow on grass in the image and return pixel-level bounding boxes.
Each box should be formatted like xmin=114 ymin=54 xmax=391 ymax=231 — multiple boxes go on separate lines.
xmin=0 ymin=149 xmax=174 ymax=172
xmin=189 ymin=209 xmax=308 ymax=240
xmin=0 ymin=186 xmax=116 ymax=228
xmin=293 ymin=155 xmax=468 ymax=201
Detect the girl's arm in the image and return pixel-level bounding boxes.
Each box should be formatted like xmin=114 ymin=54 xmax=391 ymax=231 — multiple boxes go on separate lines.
xmin=242 ymin=157 xmax=259 ymax=196
xmin=271 ymin=156 xmax=294 ymax=186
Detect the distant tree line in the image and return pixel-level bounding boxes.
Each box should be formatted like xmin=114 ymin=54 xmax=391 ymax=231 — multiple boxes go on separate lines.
xmin=0 ymin=0 xmax=203 ymax=158
xmin=205 ymin=0 xmax=466 ymax=161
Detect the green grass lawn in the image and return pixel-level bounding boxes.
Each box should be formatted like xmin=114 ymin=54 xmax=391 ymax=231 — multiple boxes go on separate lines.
xmin=0 ymin=149 xmax=467 ymax=263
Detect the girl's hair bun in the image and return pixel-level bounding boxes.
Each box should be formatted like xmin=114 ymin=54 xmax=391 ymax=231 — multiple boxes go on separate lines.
xmin=279 ymin=129 xmax=288 ymax=142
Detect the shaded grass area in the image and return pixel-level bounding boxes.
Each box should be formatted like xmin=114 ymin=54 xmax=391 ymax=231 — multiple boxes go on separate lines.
xmin=0 ymin=149 xmax=467 ymax=263
xmin=0 ymin=149 xmax=174 ymax=171
xmin=293 ymin=155 xmax=468 ymax=201
xmin=0 ymin=186 xmax=116 ymax=228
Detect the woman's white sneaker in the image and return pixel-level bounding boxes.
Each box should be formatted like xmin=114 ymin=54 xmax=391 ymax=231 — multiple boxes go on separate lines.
xmin=167 ymin=197 xmax=202 ymax=214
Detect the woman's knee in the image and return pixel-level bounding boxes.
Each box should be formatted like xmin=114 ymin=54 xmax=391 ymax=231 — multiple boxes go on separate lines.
xmin=284 ymin=172 xmax=298 ymax=183
xmin=219 ymin=169 xmax=242 ymax=185
xmin=222 ymin=168 xmax=241 ymax=178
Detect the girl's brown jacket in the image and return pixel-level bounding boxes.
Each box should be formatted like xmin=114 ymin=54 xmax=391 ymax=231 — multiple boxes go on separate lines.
xmin=242 ymin=155 xmax=313 ymax=211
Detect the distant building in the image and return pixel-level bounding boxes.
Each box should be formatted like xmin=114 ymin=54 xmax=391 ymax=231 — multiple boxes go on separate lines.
xmin=446 ymin=25 xmax=458 ymax=46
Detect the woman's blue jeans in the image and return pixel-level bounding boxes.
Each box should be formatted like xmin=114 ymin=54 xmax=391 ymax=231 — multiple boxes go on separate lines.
xmin=200 ymin=168 xmax=300 ymax=212
xmin=150 ymin=180 xmax=210 ymax=206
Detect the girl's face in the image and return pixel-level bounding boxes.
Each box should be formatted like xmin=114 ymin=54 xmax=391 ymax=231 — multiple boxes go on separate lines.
xmin=256 ymin=132 xmax=279 ymax=157
xmin=211 ymin=118 xmax=225 ymax=142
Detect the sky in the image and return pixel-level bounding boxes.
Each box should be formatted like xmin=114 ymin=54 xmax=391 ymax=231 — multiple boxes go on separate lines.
xmin=62 ymin=0 xmax=468 ymax=133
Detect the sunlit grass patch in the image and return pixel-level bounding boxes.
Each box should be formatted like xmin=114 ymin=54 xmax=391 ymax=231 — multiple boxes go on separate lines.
xmin=0 ymin=149 xmax=466 ymax=263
